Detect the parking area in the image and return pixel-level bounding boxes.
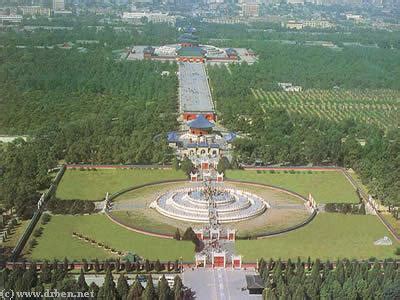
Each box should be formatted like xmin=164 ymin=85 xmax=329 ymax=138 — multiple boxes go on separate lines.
xmin=182 ymin=268 xmax=262 ymax=300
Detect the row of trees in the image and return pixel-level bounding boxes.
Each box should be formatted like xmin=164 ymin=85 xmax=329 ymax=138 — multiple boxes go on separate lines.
xmin=0 ymin=266 xmax=190 ymax=300
xmin=259 ymin=258 xmax=400 ymax=299
xmin=324 ymin=203 xmax=366 ymax=214
xmin=208 ymin=65 xmax=400 ymax=207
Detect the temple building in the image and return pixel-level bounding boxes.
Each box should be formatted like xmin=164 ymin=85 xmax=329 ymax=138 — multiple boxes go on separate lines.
xmin=136 ymin=28 xmax=254 ymax=64
xmin=188 ymin=115 xmax=214 ymax=135
xmin=143 ymin=46 xmax=155 ymax=59
xmin=167 ymin=114 xmax=236 ymax=164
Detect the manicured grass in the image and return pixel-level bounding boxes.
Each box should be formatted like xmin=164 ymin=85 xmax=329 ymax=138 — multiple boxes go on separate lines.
xmin=110 ymin=211 xmax=179 ymax=235
xmin=227 ymin=170 xmax=358 ymax=204
xmin=56 ymin=168 xmax=186 ymax=200
xmin=236 ymin=213 xmax=399 ymax=262
xmin=29 ymin=214 xmax=194 ymax=261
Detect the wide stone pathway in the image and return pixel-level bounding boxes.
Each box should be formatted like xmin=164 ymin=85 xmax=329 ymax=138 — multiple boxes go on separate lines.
xmin=182 ymin=268 xmax=261 ymax=300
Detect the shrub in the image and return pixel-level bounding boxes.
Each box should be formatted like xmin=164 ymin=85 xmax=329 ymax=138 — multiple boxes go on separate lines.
xmin=47 ymin=198 xmax=95 ymax=215
xmin=395 ymin=247 xmax=400 ymax=256
xmin=29 ymin=239 xmax=37 ymax=248
xmin=41 ymin=213 xmax=51 ymax=224
xmin=174 ymin=228 xmax=181 ymax=241
xmin=33 ymin=227 xmax=43 ymax=237
xmin=324 ymin=203 xmax=366 ymax=215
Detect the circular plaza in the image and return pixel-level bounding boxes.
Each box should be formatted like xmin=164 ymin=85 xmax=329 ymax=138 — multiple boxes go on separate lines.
xmin=108 ymin=180 xmax=314 ymax=238
xmin=150 ymin=185 xmax=269 ymax=223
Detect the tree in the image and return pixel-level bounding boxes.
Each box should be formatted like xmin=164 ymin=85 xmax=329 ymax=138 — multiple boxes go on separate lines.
xmin=292 ymin=285 xmax=306 ymax=300
xmin=145 ymin=260 xmax=151 ymax=272
xmin=154 ymin=260 xmax=162 ymax=272
xmin=40 ymin=261 xmax=52 ymax=284
xmin=158 ymin=275 xmax=171 ymax=300
xmin=216 ymin=156 xmax=230 ymax=174
xmin=117 ymin=273 xmax=129 ymax=300
xmin=263 ymin=287 xmax=278 ymax=300
xmin=182 ymin=227 xmax=202 ymax=252
xmin=77 ymin=268 xmax=89 ymax=293
xmin=143 ymin=275 xmax=156 ymax=300
xmin=127 ymin=275 xmax=144 ymax=300
xmin=21 ymin=268 xmax=37 ymax=292
xmin=89 ymin=282 xmax=100 ymax=299
xmin=173 ymin=275 xmax=183 ymax=300
xmin=174 ymin=228 xmax=181 ymax=241
xmin=335 ymin=260 xmax=346 ymax=286
xmin=98 ymin=268 xmax=117 ymax=300
xmin=383 ymin=280 xmax=400 ymax=300
xmin=180 ymin=157 xmax=194 ymax=176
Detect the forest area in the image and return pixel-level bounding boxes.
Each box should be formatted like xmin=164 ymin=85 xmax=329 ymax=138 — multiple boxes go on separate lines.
xmin=0 ymin=46 xmax=178 ymax=215
xmin=210 ymin=42 xmax=400 ymax=91
xmin=208 ymin=60 xmax=400 ymax=208
xmin=0 ymin=21 xmax=178 ymax=50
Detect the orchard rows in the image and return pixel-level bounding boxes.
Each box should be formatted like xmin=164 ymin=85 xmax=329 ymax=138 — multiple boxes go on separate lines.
xmin=251 ymin=88 xmax=400 ymax=129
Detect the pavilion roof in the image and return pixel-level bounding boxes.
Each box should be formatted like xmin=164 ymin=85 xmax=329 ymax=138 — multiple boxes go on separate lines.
xmin=187 ymin=115 xmax=215 ymax=129
xmin=177 ymin=46 xmax=205 ymax=57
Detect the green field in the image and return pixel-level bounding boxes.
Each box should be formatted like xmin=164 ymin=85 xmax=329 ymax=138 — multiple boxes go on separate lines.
xmin=227 ymin=170 xmax=358 ymax=204
xmin=29 ymin=214 xmax=194 ymax=261
xmin=237 ymin=213 xmax=399 ymax=262
xmin=56 ymin=168 xmax=186 ymax=200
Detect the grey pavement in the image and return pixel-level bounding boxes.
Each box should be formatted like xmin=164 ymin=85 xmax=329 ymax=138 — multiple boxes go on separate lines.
xmin=179 ymin=62 xmax=214 ymax=113
xmin=182 ymin=268 xmax=262 ymax=300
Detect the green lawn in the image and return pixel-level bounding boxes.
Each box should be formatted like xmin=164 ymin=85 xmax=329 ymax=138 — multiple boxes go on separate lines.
xmin=56 ymin=168 xmax=186 ymax=200
xmin=237 ymin=213 xmax=399 ymax=262
xmin=29 ymin=214 xmax=194 ymax=261
xmin=227 ymin=170 xmax=358 ymax=204
xmin=110 ymin=211 xmax=180 ymax=235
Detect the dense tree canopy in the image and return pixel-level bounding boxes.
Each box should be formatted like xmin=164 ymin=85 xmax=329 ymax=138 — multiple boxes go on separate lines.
xmin=209 ymin=65 xmax=400 ymax=206
xmin=0 ymin=47 xmax=178 ymax=210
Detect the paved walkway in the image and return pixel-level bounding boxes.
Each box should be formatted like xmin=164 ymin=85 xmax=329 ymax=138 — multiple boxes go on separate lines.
xmin=182 ymin=268 xmax=261 ymax=300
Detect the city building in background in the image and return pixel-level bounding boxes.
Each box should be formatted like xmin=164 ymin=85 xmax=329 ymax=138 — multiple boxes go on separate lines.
xmin=53 ymin=0 xmax=65 ymax=10
xmin=19 ymin=6 xmax=51 ymax=16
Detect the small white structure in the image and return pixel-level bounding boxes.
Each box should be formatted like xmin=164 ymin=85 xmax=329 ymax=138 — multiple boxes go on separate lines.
xmin=195 ymin=253 xmax=207 ymax=267
xmin=210 ymin=228 xmax=220 ymax=240
xmin=190 ymin=172 xmax=198 ymax=182
xmin=374 ymin=236 xmax=392 ymax=246
xmin=194 ymin=228 xmax=204 ymax=240
xmin=102 ymin=192 xmax=110 ymax=212
xmin=278 ymin=82 xmax=302 ymax=92
xmin=307 ymin=193 xmax=317 ymax=212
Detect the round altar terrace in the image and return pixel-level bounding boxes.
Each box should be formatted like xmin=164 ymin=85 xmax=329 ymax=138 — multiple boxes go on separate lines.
xmin=150 ymin=185 xmax=269 ymax=223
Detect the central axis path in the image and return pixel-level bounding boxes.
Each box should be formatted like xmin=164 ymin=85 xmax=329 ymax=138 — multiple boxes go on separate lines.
xmin=178 ymin=62 xmax=215 ymax=121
